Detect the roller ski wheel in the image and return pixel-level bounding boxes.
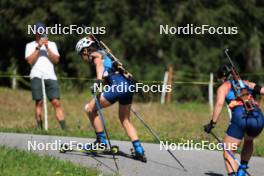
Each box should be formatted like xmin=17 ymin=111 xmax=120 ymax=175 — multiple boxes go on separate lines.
xmin=59 ymin=144 xmax=71 ymax=153
xmin=110 ymin=145 xmax=119 ymax=154
xmin=59 ymin=147 xmax=66 ymax=153
xmin=130 ymin=148 xmax=147 ymax=163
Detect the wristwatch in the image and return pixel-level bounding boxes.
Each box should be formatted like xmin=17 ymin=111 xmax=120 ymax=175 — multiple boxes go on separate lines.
xmin=35 ymin=46 xmax=40 ymax=50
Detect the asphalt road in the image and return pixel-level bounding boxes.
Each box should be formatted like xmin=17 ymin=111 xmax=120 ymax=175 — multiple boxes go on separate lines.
xmin=0 ymin=132 xmax=264 ymax=176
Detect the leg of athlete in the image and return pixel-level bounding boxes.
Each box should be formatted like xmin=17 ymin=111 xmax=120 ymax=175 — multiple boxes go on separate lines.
xmin=118 ymin=104 xmax=138 ymax=141
xmin=119 ymin=103 xmax=145 ymax=160
xmin=237 ymin=108 xmax=264 ymax=176
xmin=84 ymin=94 xmax=112 ymax=147
xmin=235 ymin=135 xmax=253 ymax=176
xmin=241 ymin=135 xmax=254 ymax=162
xmin=85 ymin=95 xmax=111 ymax=132
xmin=223 ymin=135 xmax=241 ymax=175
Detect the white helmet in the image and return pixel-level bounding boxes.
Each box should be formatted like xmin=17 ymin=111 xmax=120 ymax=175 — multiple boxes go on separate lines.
xmin=75 ymin=37 xmax=95 ymax=54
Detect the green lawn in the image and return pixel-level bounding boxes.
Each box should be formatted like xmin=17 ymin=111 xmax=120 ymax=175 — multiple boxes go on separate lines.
xmin=1 ymin=87 xmax=264 ymax=157
xmin=0 ymin=145 xmax=98 ymax=176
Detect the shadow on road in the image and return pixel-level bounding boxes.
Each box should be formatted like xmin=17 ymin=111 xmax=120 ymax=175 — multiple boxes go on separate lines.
xmin=204 ymin=172 xmax=224 ymax=176
xmin=107 ymin=150 xmax=185 ymax=172
xmin=62 ymin=151 xmax=117 ymax=173
xmin=148 ymin=159 xmax=186 ymax=172
xmin=60 ymin=149 xmax=187 ymax=173
xmin=90 ymin=155 xmax=118 ymax=174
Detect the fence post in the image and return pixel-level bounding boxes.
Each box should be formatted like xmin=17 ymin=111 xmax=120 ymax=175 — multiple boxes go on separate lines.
xmin=208 ymin=73 xmax=214 ymax=112
xmin=161 ymin=69 xmax=168 ymax=104
xmin=166 ymin=65 xmax=173 ymax=103
xmin=41 ymin=76 xmax=48 ymax=131
xmin=12 ymin=68 xmax=17 ymax=89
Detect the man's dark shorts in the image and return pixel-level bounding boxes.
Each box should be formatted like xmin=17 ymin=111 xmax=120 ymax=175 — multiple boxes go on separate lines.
xmin=30 ymin=77 xmax=60 ymax=101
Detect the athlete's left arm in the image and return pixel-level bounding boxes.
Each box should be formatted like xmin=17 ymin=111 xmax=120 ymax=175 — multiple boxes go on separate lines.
xmin=243 ymin=80 xmax=264 ymax=95
xmin=243 ymin=80 xmax=256 ymax=89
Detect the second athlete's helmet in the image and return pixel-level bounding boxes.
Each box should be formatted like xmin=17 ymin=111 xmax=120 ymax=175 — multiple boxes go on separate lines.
xmin=75 ymin=37 xmax=94 ymax=54
xmin=217 ymin=64 xmax=232 ymax=79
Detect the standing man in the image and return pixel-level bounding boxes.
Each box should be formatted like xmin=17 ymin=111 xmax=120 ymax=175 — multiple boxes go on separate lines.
xmin=25 ymin=22 xmax=66 ymax=130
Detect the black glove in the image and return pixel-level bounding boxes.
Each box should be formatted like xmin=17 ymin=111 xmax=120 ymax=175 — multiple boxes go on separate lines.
xmin=90 ymin=79 xmax=103 ymax=93
xmin=204 ymin=120 xmax=216 ymax=134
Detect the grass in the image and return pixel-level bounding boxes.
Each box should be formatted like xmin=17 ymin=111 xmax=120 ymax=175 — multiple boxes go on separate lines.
xmin=0 ymin=145 xmax=99 ymax=176
xmin=1 ymin=87 xmax=264 ymax=157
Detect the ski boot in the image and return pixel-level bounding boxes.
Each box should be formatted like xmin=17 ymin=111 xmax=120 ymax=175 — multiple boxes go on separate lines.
xmin=227 ymin=172 xmax=236 ymax=176
xmin=132 ymin=140 xmax=147 ymax=162
xmin=237 ymin=164 xmax=248 ymax=176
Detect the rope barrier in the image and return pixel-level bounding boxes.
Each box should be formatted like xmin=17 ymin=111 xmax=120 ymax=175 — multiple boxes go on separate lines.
xmin=0 ymin=74 xmax=211 ymax=85
xmin=2 ymin=74 xmax=262 ymax=85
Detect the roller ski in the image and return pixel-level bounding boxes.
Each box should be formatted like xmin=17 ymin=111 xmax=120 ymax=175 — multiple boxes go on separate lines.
xmin=59 ymin=142 xmax=119 ymax=155
xmin=130 ymin=148 xmax=147 ymax=162
xmin=59 ymin=134 xmax=119 ymax=155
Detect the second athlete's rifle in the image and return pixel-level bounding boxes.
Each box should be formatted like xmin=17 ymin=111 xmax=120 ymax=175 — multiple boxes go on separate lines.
xmin=89 ymin=34 xmax=135 ymax=82
xmin=224 ymin=49 xmax=254 ymax=112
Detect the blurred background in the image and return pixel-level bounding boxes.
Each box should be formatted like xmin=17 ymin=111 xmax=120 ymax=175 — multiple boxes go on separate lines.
xmin=0 ymin=0 xmax=264 ymax=102
xmin=1 ymin=0 xmax=264 ymax=156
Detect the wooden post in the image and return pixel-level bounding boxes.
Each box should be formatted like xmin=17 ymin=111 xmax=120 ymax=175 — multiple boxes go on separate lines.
xmin=161 ymin=70 xmax=168 ymax=104
xmin=12 ymin=68 xmax=17 ymax=89
xmin=166 ymin=65 xmax=173 ymax=103
xmin=208 ymin=73 xmax=214 ymax=112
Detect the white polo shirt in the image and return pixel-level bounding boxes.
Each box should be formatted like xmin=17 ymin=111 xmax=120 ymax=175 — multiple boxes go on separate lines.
xmin=25 ymin=41 xmax=60 ymax=80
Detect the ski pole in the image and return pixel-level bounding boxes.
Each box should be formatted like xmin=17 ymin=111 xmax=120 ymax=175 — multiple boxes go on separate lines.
xmin=131 ymin=107 xmax=187 ymax=171
xmin=93 ymin=92 xmax=119 ymax=173
xmin=210 ymin=131 xmax=251 ymax=176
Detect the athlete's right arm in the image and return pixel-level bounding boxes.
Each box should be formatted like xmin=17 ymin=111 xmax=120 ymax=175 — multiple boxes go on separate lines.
xmin=211 ymin=83 xmax=229 ymax=123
